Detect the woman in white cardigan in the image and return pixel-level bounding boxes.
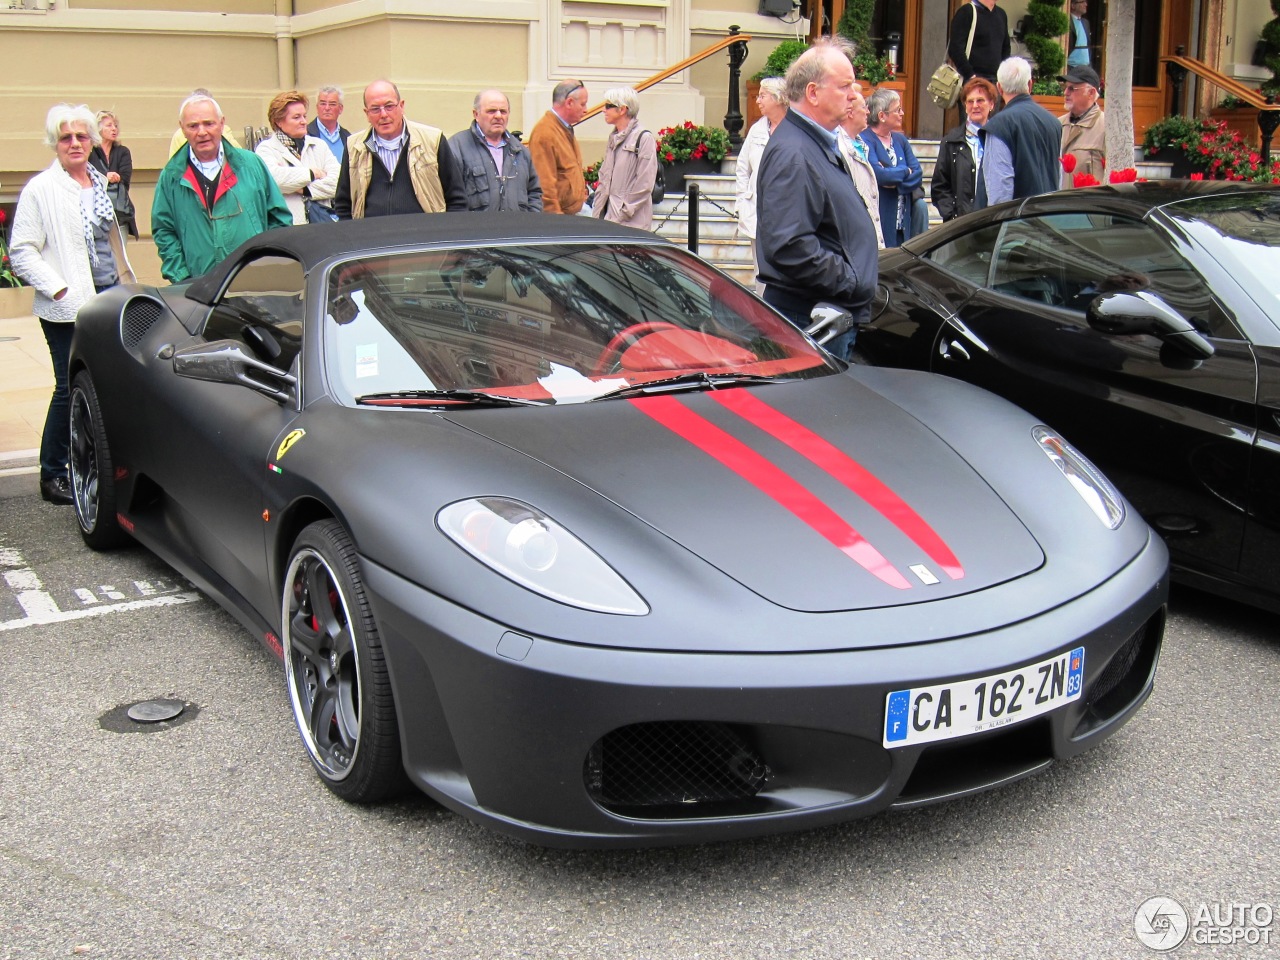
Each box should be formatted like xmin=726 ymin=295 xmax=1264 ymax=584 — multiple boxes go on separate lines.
xmin=733 ymin=78 xmax=788 ymax=291
xmin=255 ymin=90 xmax=340 ymax=225
xmin=10 ymin=103 xmax=134 ymax=505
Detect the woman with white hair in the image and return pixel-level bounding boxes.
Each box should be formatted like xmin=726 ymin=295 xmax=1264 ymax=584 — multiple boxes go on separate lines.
xmin=592 ymin=87 xmax=658 ymax=230
xmin=89 ymin=110 xmax=139 ymax=239
xmin=10 ymin=103 xmax=134 ymax=505
xmin=734 ymin=77 xmax=788 ymax=289
xmin=255 ymin=90 xmax=340 ymax=224
xmin=858 ymin=87 xmax=925 ymax=247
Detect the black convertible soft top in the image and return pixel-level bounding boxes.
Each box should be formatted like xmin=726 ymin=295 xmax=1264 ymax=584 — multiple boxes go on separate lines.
xmin=186 ymin=213 xmax=671 ymax=304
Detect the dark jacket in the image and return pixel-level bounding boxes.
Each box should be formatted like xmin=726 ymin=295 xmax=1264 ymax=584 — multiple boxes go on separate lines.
xmin=976 ymin=93 xmax=1061 ymax=208
xmin=307 ymin=117 xmax=351 ymax=156
xmin=948 ymin=1 xmax=1010 ymax=82
xmin=89 ymin=142 xmax=138 ymax=238
xmin=931 ymin=124 xmax=980 ymax=222
xmin=857 ymin=129 xmax=924 ymax=247
xmin=756 ymin=109 xmax=879 ymax=321
xmin=447 ymin=123 xmax=543 ymax=212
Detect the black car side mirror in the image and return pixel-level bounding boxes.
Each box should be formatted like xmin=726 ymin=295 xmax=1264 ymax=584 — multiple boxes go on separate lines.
xmin=173 ymin=339 xmax=297 ymax=404
xmin=1086 ymin=291 xmax=1215 ymax=360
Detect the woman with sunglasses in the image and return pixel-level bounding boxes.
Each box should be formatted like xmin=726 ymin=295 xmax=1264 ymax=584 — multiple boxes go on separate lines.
xmin=10 ymin=103 xmax=134 ymax=505
xmin=591 ymin=87 xmax=658 ymax=230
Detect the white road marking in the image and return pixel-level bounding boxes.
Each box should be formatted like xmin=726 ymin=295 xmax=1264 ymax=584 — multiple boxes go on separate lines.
xmin=0 ymin=541 xmax=201 ymax=631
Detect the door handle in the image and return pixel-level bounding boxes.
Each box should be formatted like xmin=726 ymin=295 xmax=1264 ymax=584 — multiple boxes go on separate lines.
xmin=938 ymin=339 xmax=971 ymax=361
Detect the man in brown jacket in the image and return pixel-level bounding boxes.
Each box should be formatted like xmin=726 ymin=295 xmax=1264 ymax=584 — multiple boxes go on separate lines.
xmin=1058 ymin=65 xmax=1105 ymax=188
xmin=527 ymin=80 xmax=589 ymax=214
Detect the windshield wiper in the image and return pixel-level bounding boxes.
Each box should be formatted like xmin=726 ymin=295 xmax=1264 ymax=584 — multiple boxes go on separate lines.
xmin=588 ymin=372 xmax=787 ymax=402
xmin=356 ymin=389 xmax=551 ymax=408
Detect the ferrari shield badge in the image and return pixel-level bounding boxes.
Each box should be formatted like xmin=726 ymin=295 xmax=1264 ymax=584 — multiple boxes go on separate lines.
xmin=275 ymin=429 xmax=306 ymax=461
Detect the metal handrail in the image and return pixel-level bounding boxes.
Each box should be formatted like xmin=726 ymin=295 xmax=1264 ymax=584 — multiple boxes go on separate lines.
xmin=579 ymin=30 xmax=752 ymax=124
xmin=1162 ymin=51 xmax=1279 ymax=163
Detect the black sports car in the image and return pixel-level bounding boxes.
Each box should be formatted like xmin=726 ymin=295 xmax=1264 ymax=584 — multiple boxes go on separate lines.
xmin=858 ymin=182 xmax=1280 ymax=612
xmin=69 ymin=214 xmax=1167 ymax=847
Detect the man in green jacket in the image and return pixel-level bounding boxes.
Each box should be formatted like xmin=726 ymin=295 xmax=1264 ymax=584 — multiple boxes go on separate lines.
xmin=152 ymin=94 xmax=292 ymax=283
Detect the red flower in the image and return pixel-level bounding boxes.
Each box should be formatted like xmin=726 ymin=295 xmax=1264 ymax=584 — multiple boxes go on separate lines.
xmin=664 ymin=151 xmax=675 ymax=162
xmin=1190 ymin=172 xmax=1204 ymax=180
xmin=0 ymin=208 xmax=7 ymax=224
xmin=1061 ymin=154 xmax=1078 ymax=173
xmin=1108 ymin=168 xmax=1138 ymax=183
xmin=1073 ymin=173 xmax=1100 ymax=188
xmin=683 ymin=121 xmax=695 ymax=129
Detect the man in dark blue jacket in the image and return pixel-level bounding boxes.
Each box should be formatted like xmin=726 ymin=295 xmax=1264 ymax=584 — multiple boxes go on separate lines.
xmin=976 ymin=57 xmax=1061 ymax=208
xmin=756 ymin=41 xmax=879 ymax=359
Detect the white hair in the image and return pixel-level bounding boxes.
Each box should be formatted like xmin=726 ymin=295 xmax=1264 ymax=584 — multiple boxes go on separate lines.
xmin=44 ymin=104 xmax=100 ymax=149
xmin=179 ymin=93 xmax=224 ymax=124
xmin=602 ymin=87 xmax=640 ymax=119
xmin=997 ymin=57 xmax=1033 ymax=96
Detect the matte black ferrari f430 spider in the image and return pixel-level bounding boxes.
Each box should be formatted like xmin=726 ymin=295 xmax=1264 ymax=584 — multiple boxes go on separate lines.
xmin=69 ymin=215 xmax=1167 ymax=846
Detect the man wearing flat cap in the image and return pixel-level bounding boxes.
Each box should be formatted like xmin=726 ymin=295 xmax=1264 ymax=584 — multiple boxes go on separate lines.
xmin=1059 ymin=64 xmax=1105 ymax=188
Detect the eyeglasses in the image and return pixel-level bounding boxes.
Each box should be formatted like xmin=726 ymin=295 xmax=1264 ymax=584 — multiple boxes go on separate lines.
xmin=604 ymin=102 xmax=620 ymax=110
xmin=964 ymin=98 xmax=989 ymax=106
xmin=365 ymin=101 xmax=401 ymax=116
xmin=562 ymin=82 xmax=584 ymax=98
xmin=208 ymin=194 xmax=244 ymax=223
xmin=58 ymin=133 xmax=92 ymax=144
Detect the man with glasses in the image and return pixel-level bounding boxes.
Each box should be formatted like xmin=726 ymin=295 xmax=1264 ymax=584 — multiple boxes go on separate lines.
xmin=152 ymin=93 xmax=292 ymax=283
xmin=308 ymin=85 xmax=351 ymax=163
xmin=333 ymin=79 xmax=467 ymax=219
xmin=1058 ymin=64 xmax=1105 ymax=188
xmin=527 ymin=80 xmax=589 ymax=214
xmin=448 ymin=89 xmax=543 ymax=212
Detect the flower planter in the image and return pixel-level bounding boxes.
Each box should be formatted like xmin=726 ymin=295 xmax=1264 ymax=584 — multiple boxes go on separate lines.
xmin=0 ymin=285 xmax=34 ymax=319
xmin=1143 ymin=147 xmax=1198 ymax=180
xmin=660 ymin=158 xmax=720 ymax=196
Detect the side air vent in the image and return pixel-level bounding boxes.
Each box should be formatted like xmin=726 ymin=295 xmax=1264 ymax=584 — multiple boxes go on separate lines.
xmin=121 ymin=297 xmax=164 ymax=350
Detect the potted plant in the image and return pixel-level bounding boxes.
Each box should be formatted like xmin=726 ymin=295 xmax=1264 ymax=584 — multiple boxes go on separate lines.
xmin=655 ymin=122 xmax=731 ymax=193
xmin=0 ymin=207 xmax=33 ymax=319
xmin=1020 ymin=0 xmax=1069 ymax=86
xmin=1142 ymin=114 xmax=1213 ymax=178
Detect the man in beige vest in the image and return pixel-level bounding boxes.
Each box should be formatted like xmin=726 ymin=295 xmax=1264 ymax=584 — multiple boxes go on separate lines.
xmin=333 ymin=80 xmax=467 ymax=218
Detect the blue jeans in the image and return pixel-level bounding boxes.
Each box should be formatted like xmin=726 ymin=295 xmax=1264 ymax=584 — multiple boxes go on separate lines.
xmin=39 ymin=318 xmax=74 ymax=483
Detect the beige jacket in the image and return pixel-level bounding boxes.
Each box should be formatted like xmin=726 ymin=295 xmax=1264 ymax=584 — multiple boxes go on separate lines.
xmin=346 ymin=120 xmax=448 ymax=218
xmin=838 ymin=131 xmax=885 ymax=250
xmin=1060 ymin=104 xmax=1106 ymax=188
xmin=527 ymin=110 xmax=586 ymax=214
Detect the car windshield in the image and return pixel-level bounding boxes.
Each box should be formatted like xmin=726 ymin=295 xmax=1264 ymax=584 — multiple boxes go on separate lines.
xmin=1164 ymin=192 xmax=1280 ymax=328
xmin=322 ymin=242 xmax=837 ymax=406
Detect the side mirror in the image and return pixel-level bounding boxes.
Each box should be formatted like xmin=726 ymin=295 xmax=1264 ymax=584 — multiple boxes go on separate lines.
xmin=805 ymin=301 xmax=854 ymax=346
xmin=1086 ymin=291 xmax=1214 ymax=360
xmin=173 ymin=339 xmax=297 ymax=403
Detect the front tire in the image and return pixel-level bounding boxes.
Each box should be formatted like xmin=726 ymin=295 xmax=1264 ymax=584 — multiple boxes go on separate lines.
xmin=282 ymin=520 xmax=405 ymax=802
xmin=69 ymin=371 xmax=128 ymax=550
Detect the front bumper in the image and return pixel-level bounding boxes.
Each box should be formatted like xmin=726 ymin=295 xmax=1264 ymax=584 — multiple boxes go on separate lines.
xmin=363 ymin=532 xmax=1168 ymax=848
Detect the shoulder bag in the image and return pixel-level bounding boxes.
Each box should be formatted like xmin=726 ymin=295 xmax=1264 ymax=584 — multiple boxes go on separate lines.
xmin=927 ymin=1 xmax=978 ymax=109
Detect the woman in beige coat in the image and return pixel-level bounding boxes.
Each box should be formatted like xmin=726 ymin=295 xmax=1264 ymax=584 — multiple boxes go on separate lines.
xmin=592 ymin=87 xmax=658 ymax=230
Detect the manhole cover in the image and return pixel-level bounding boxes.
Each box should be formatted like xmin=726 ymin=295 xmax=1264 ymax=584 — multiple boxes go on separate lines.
xmin=99 ymin=699 xmax=199 ymax=733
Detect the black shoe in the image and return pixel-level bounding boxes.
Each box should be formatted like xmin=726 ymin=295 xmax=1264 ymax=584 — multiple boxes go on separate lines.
xmin=40 ymin=476 xmax=73 ymax=505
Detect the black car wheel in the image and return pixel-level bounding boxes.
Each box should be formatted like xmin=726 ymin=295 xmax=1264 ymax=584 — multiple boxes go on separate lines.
xmin=282 ymin=520 xmax=405 ymax=802
xmin=69 ymin=371 xmax=128 ymax=550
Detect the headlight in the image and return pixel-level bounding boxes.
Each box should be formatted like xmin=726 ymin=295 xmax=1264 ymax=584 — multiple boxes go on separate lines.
xmin=437 ymin=497 xmax=649 ymax=615
xmin=1033 ymin=426 xmax=1125 ymax=530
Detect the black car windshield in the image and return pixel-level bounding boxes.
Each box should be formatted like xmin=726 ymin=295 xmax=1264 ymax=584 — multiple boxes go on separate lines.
xmin=1164 ymin=192 xmax=1280 ymax=329
xmin=322 ymin=242 xmax=838 ymax=406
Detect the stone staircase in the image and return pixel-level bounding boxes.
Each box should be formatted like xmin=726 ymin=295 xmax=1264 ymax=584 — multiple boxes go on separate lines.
xmin=654 ymin=141 xmax=1175 ymax=283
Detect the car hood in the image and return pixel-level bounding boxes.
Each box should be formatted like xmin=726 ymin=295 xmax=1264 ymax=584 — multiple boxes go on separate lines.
xmin=446 ymin=376 xmax=1044 ymax=613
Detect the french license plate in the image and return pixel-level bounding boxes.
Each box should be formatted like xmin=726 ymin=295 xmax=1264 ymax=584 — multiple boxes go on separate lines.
xmin=883 ymin=646 xmax=1085 ymax=748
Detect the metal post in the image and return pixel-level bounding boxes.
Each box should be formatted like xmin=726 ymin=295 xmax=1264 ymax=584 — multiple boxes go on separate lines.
xmin=1166 ymin=45 xmax=1189 ymax=116
xmin=1261 ymin=97 xmax=1279 ymax=166
xmin=687 ymin=183 xmax=700 ymax=254
xmin=725 ymin=26 xmax=748 ymax=152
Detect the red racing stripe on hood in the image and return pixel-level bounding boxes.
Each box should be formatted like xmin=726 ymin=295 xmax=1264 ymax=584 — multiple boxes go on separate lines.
xmin=629 ymin=395 xmax=911 ymax=589
xmin=711 ymin=390 xmax=964 ymax=580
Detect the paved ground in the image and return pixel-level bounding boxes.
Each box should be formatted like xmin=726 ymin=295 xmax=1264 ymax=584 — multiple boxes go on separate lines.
xmin=1 ymin=467 xmax=1277 ymax=960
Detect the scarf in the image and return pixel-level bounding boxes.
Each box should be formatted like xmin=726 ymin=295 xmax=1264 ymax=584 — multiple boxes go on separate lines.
xmin=274 ymin=128 xmax=305 ymax=161
xmin=81 ymin=165 xmax=116 ymax=266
